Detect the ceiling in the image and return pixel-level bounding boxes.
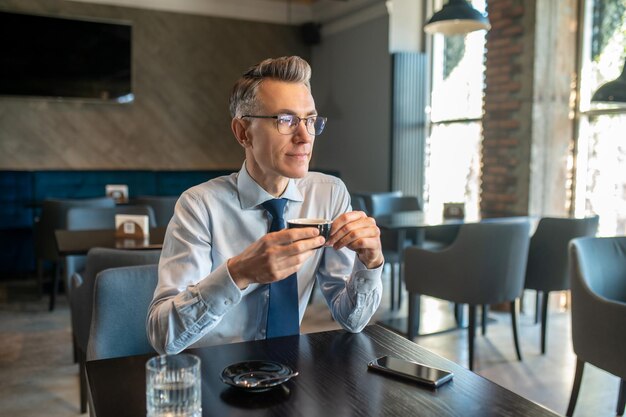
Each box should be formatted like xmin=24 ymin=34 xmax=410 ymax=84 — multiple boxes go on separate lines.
xmin=68 ymin=0 xmax=370 ymax=25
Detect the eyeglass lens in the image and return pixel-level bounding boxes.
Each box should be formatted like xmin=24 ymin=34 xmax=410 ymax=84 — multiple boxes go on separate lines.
xmin=277 ymin=115 xmax=326 ymax=135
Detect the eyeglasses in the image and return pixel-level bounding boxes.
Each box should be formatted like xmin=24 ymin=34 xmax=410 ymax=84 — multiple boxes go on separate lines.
xmin=241 ymin=114 xmax=327 ymax=136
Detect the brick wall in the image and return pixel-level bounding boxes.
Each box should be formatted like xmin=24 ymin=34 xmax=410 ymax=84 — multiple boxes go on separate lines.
xmin=481 ymin=0 xmax=529 ymax=218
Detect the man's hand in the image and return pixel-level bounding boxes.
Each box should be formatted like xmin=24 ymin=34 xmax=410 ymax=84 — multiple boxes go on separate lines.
xmin=228 ymin=228 xmax=325 ymax=289
xmin=325 ymin=211 xmax=384 ymax=269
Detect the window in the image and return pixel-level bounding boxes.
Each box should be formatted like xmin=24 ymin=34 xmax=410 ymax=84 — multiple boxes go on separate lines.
xmin=574 ymin=0 xmax=626 ymax=235
xmin=424 ymin=0 xmax=487 ymax=222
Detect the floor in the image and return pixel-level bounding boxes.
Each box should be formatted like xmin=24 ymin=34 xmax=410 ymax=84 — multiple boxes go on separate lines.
xmin=0 ymin=270 xmax=622 ymax=417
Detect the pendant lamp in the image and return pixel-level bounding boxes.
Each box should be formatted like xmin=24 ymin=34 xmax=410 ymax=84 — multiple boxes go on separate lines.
xmin=591 ymin=57 xmax=626 ymax=104
xmin=424 ymin=0 xmax=491 ymax=36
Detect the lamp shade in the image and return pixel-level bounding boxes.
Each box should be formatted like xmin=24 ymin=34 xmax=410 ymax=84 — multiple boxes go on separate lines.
xmin=591 ymin=57 xmax=626 ymax=103
xmin=424 ymin=0 xmax=491 ymax=35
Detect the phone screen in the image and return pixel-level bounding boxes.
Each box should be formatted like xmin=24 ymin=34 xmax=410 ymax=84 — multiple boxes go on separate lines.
xmin=368 ymin=356 xmax=453 ymax=387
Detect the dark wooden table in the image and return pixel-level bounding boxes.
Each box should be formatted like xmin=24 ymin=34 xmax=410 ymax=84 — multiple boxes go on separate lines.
xmin=86 ymin=325 xmax=559 ymax=417
xmin=55 ymin=227 xmax=166 ymax=256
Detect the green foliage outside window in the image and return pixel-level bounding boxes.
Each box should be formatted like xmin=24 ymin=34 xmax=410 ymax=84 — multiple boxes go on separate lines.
xmin=444 ymin=35 xmax=466 ymax=79
xmin=591 ymin=0 xmax=626 ymax=61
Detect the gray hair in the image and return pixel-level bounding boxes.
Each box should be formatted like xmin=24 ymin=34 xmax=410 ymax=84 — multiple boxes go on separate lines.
xmin=229 ymin=56 xmax=312 ymax=118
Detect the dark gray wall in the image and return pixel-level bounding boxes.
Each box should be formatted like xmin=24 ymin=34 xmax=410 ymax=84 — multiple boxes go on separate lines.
xmin=310 ymin=15 xmax=392 ymax=193
xmin=0 ymin=0 xmax=309 ymax=169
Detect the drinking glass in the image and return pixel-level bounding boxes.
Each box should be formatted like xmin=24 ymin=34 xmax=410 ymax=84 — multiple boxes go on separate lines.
xmin=146 ymin=353 xmax=201 ymax=417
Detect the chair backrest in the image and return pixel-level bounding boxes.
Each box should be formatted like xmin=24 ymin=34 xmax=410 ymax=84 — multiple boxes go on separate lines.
xmin=370 ymin=194 xmax=420 ymax=217
xmin=35 ymin=197 xmax=115 ymax=261
xmin=350 ymin=195 xmax=368 ymax=213
xmin=71 ymin=248 xmax=161 ymax=353
xmin=569 ymin=236 xmax=626 ymax=379
xmin=525 ymin=216 xmax=599 ymax=292
xmin=404 ymin=220 xmax=531 ymax=305
xmin=132 ymin=195 xmax=178 ymax=227
xmin=66 ymin=205 xmax=157 ymax=230
xmin=351 ymin=191 xmax=403 ymax=216
xmin=87 ymin=264 xmax=159 ymax=361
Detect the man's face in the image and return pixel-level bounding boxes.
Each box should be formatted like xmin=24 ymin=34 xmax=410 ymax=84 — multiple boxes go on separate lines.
xmin=241 ymin=79 xmax=317 ymax=190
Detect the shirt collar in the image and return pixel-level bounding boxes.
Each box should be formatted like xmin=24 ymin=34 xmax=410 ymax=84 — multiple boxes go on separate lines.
xmin=237 ymin=161 xmax=304 ymax=210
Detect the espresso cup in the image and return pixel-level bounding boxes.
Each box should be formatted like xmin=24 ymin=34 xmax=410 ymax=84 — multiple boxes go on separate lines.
xmin=287 ymin=218 xmax=332 ymax=241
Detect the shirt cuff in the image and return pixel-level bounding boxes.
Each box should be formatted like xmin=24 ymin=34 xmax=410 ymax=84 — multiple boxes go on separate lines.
xmin=350 ymin=257 xmax=383 ymax=293
xmin=195 ymin=262 xmax=243 ymax=316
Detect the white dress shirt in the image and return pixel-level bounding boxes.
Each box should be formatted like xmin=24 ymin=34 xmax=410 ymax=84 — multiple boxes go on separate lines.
xmin=147 ymin=163 xmax=383 ymax=354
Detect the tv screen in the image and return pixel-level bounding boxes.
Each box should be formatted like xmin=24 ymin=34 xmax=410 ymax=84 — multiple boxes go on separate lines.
xmin=0 ymin=11 xmax=133 ymax=102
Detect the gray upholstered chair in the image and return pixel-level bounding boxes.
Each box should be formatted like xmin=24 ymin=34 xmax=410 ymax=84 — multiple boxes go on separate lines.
xmin=403 ymin=220 xmax=531 ymax=371
xmin=524 ymin=216 xmax=599 ymax=354
xmin=566 ymin=236 xmax=626 ymax=417
xmin=372 ymin=195 xmax=421 ymax=310
xmin=350 ymin=194 xmax=368 ymax=214
xmin=351 ymin=190 xmax=403 ymax=216
xmin=66 ymin=204 xmax=157 ymax=230
xmin=132 ymin=195 xmax=178 ymax=227
xmin=71 ymin=248 xmax=161 ymax=413
xmin=34 ymin=197 xmax=115 ymax=311
xmin=64 ymin=204 xmax=157 ymax=297
xmin=87 ymin=264 xmax=159 ymax=361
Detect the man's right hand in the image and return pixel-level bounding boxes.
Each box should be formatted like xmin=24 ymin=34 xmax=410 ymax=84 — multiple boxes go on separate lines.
xmin=227 ymin=227 xmax=325 ymax=289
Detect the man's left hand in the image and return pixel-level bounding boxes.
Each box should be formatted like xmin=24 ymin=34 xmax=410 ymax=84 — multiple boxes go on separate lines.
xmin=325 ymin=211 xmax=384 ymax=269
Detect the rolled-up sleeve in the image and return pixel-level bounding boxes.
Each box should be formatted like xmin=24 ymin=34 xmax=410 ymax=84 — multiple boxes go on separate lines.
xmin=318 ymin=247 xmax=383 ymax=333
xmin=316 ymin=184 xmax=384 ymax=333
xmin=146 ymin=192 xmax=242 ymax=354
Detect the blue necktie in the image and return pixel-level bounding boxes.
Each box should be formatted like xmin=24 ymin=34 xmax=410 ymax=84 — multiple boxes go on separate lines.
xmin=262 ymin=198 xmax=300 ymax=338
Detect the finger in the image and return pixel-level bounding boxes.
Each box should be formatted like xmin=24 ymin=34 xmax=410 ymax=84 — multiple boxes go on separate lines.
xmin=265 ymin=227 xmax=320 ymax=245
xmin=260 ymin=246 xmax=318 ymax=283
xmin=282 ymin=235 xmax=326 ymax=256
xmin=329 ymin=211 xmax=367 ymax=236
xmin=341 ymin=236 xmax=381 ymax=252
xmin=259 ymin=234 xmax=324 ymax=266
xmin=327 ymin=215 xmax=377 ymax=247
xmin=331 ymin=223 xmax=380 ymax=250
xmin=326 ymin=211 xmax=368 ymax=245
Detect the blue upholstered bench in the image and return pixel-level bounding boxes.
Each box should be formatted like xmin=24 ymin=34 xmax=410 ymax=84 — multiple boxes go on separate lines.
xmin=0 ymin=169 xmax=236 ymax=276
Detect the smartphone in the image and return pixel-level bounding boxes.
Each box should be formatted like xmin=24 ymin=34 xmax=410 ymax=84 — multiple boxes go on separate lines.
xmin=367 ymin=356 xmax=454 ymax=388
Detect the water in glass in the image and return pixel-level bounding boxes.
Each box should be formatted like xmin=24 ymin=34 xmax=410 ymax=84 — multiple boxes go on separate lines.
xmin=146 ymin=354 xmax=201 ymax=417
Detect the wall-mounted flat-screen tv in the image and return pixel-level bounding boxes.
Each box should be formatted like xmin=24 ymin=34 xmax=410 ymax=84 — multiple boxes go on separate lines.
xmin=0 ymin=11 xmax=133 ymax=103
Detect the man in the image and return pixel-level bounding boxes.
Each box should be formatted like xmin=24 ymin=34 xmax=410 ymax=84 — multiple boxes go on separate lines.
xmin=147 ymin=56 xmax=384 ymax=354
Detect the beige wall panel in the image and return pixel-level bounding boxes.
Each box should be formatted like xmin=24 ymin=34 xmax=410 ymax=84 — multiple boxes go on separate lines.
xmin=0 ymin=0 xmax=309 ymax=169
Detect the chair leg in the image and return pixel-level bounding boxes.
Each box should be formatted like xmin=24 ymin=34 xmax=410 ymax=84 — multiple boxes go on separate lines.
xmin=468 ymin=305 xmax=477 ymax=371
xmin=535 ymin=290 xmax=542 ymax=324
xmin=617 ymin=379 xmax=625 ymax=416
xmin=540 ymin=291 xmax=550 ymax=354
xmin=407 ymin=293 xmax=420 ymax=340
xmin=72 ymin=333 xmax=78 ymax=364
xmin=481 ymin=304 xmax=488 ymax=335
xmin=389 ymin=262 xmax=397 ymax=311
xmin=79 ymin=349 xmax=87 ymax=413
xmin=37 ymin=259 xmax=45 ymax=299
xmin=48 ymin=262 xmax=61 ymax=311
xmin=566 ymin=358 xmax=585 ymax=417
xmin=510 ymin=300 xmax=522 ymax=361
xmin=454 ymin=303 xmax=465 ymax=327
xmin=397 ymin=271 xmax=404 ymax=309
